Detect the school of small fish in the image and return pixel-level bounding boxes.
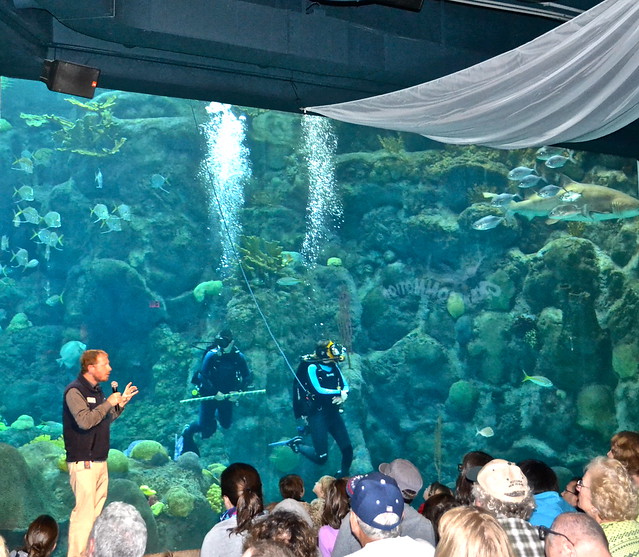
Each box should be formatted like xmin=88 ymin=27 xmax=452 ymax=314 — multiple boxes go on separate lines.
xmin=3 ymin=157 xmax=136 ymax=302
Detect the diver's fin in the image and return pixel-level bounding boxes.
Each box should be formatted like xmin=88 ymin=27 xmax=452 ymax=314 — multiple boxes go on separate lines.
xmin=268 ymin=436 xmax=303 ymax=452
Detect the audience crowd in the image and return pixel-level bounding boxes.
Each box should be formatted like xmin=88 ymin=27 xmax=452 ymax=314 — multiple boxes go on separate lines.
xmin=6 ymin=429 xmax=639 ymax=557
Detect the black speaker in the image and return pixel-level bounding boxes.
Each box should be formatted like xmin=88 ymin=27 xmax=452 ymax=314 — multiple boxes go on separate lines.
xmin=40 ymin=60 xmax=100 ymax=99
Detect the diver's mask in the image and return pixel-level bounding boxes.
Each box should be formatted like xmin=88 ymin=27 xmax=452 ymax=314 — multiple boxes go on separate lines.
xmin=325 ymin=341 xmax=346 ymax=362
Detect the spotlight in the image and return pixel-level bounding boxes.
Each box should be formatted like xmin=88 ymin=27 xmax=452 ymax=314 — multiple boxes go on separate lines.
xmin=40 ymin=60 xmax=100 ymax=99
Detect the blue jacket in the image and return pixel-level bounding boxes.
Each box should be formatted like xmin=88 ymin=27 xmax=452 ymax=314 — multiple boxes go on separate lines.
xmin=529 ymin=491 xmax=577 ymax=528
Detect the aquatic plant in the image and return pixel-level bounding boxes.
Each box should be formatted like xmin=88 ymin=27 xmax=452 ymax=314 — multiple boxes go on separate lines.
xmin=238 ymin=235 xmax=284 ymax=284
xmin=20 ymin=95 xmax=127 ymax=156
xmin=433 ymin=414 xmax=443 ymax=482
xmin=377 ymin=133 xmax=406 ymax=155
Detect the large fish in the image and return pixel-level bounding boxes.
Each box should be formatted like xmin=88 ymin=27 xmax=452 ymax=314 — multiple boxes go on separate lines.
xmin=507 ymin=182 xmax=639 ymax=222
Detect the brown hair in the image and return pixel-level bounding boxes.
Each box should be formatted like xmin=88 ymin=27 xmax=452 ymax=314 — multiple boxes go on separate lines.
xmin=80 ymin=350 xmax=107 ymax=374
xmin=610 ymin=430 xmax=639 ymax=477
xmin=221 ymin=463 xmax=264 ymax=535
xmin=321 ymin=478 xmax=349 ymax=529
xmin=279 ymin=475 xmax=305 ymax=501
xmin=20 ymin=515 xmax=59 ymax=557
xmin=455 ymin=451 xmax=493 ymax=505
xmin=244 ymin=511 xmax=317 ymax=557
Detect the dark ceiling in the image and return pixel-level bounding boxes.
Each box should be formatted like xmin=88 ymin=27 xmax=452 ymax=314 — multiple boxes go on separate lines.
xmin=1 ymin=0 xmax=637 ymax=157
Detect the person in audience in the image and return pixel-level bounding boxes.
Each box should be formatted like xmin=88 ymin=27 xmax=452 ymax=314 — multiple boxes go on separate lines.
xmin=9 ymin=515 xmax=59 ymax=557
xmin=560 ymin=477 xmax=581 ymax=510
xmin=418 ymin=482 xmax=453 ymax=514
xmin=455 ymin=451 xmax=493 ymax=505
xmin=310 ymin=475 xmax=336 ymax=528
xmin=332 ymin=459 xmax=436 ymax=557
xmin=518 ymin=459 xmax=576 ymax=527
xmin=242 ymin=540 xmax=296 ymax=557
xmin=344 ymin=472 xmax=435 ymax=556
xmin=319 ymin=478 xmax=350 ymax=557
xmin=544 ymin=512 xmax=611 ymax=557
xmin=576 ymin=456 xmax=639 ymax=557
xmin=1 ymin=536 xmax=9 ymax=557
xmin=420 ymin=492 xmax=460 ymax=544
xmin=435 ymin=506 xmax=515 ymax=557
xmin=201 ymin=462 xmax=266 ymax=557
xmin=272 ymin=475 xmax=313 ymax=527
xmin=607 ymin=431 xmax=639 ymax=487
xmin=469 ymin=458 xmax=545 ymax=557
xmin=243 ymin=510 xmax=318 ymax=557
xmin=86 ymin=502 xmax=147 ymax=557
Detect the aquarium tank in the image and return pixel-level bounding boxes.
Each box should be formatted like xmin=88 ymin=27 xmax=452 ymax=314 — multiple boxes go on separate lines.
xmin=0 ymin=76 xmax=638 ymax=553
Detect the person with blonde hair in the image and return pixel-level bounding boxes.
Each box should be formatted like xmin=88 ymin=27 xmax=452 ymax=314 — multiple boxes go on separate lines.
xmin=607 ymin=431 xmax=639 ymax=487
xmin=1 ymin=535 xmax=9 ymax=557
xmin=435 ymin=506 xmax=515 ymax=557
xmin=577 ymin=456 xmax=639 ymax=557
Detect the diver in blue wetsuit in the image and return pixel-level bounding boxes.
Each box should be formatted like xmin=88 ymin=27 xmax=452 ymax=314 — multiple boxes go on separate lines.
xmin=289 ymin=339 xmax=353 ymax=476
xmin=176 ymin=330 xmax=251 ymax=457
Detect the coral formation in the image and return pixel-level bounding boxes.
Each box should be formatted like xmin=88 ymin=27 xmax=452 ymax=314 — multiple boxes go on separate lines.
xmin=129 ymin=440 xmax=170 ymax=465
xmin=445 ymin=380 xmax=479 ymax=419
xmin=193 ymin=280 xmax=223 ymax=302
xmin=165 ymin=486 xmax=195 ymax=518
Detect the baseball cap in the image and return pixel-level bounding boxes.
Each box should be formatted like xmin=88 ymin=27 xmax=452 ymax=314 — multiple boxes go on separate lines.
xmin=348 ymin=472 xmax=404 ymax=531
xmin=467 ymin=459 xmax=530 ymax=503
xmin=378 ymin=458 xmax=423 ymax=497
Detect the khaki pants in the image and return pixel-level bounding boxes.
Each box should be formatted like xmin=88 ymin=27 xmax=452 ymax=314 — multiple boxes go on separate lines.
xmin=67 ymin=461 xmax=109 ymax=557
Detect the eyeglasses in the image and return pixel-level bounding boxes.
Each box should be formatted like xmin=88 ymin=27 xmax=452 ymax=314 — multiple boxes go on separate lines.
xmin=538 ymin=526 xmax=574 ymax=548
xmin=576 ymin=479 xmax=590 ymax=490
xmin=562 ymin=489 xmax=578 ymax=496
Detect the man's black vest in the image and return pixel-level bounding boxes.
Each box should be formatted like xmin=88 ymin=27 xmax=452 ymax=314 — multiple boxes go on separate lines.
xmin=63 ymin=374 xmax=112 ymax=462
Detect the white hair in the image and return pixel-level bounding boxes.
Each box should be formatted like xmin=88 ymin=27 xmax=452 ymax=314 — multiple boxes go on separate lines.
xmin=89 ymin=502 xmax=147 ymax=557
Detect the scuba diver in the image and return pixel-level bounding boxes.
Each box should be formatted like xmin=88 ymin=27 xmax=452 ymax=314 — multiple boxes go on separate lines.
xmin=286 ymin=339 xmax=353 ymax=476
xmin=175 ymin=329 xmax=252 ymax=457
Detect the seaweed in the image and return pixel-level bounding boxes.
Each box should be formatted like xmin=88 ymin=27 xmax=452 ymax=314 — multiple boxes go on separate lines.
xmin=238 ymin=235 xmax=284 ymax=285
xmin=20 ymin=95 xmax=127 ymax=157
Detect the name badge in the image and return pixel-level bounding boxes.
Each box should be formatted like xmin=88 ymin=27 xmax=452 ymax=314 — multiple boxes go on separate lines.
xmin=87 ymin=397 xmax=97 ymax=403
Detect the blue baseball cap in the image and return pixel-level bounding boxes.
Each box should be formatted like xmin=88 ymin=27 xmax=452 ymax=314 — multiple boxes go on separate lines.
xmin=348 ymin=472 xmax=404 ymax=531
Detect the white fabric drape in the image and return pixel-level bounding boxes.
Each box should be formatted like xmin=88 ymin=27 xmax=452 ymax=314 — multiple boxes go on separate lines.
xmin=305 ymin=0 xmax=639 ymax=149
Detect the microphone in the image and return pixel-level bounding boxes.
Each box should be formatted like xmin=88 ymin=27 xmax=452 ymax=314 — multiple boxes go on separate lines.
xmin=111 ymin=381 xmax=120 ymax=411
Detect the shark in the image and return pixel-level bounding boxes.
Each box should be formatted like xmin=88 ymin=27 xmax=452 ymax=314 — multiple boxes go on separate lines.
xmin=504 ymin=182 xmax=639 ymax=222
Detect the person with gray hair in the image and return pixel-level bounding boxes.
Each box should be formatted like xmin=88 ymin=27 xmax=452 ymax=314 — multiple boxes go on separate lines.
xmin=344 ymin=472 xmax=434 ymax=557
xmin=332 ymin=459 xmax=435 ymax=557
xmin=468 ymin=459 xmax=545 ymax=557
xmin=86 ymin=502 xmax=147 ymax=557
xmin=544 ymin=512 xmax=611 ymax=557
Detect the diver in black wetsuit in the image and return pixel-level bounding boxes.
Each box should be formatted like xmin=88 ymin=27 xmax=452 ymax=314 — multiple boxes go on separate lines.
xmin=176 ymin=330 xmax=252 ymax=457
xmin=289 ymin=339 xmax=353 ymax=476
